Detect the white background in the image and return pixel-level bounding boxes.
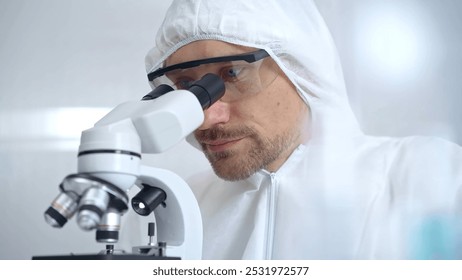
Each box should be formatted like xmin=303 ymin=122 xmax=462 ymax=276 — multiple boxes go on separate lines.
xmin=0 ymin=0 xmax=461 ymax=259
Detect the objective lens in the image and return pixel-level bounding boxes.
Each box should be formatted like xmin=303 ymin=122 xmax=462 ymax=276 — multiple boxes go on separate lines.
xmin=96 ymin=209 xmax=121 ymax=243
xmin=77 ymin=188 xmax=110 ymax=231
xmin=44 ymin=192 xmax=78 ymax=228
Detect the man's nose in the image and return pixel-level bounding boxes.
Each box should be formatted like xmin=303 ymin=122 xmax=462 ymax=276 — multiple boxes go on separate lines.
xmin=198 ymin=100 xmax=230 ymax=130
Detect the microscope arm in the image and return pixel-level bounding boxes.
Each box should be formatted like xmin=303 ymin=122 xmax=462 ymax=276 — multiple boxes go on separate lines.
xmin=137 ymin=165 xmax=202 ymax=260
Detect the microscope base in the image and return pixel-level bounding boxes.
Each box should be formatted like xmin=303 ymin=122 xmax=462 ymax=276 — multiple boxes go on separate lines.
xmin=32 ymin=254 xmax=180 ymax=260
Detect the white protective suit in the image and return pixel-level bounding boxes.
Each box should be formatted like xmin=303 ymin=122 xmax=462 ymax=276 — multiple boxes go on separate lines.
xmin=145 ymin=0 xmax=462 ymax=259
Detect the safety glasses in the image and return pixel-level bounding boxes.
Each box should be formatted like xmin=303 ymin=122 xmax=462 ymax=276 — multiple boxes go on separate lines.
xmin=147 ymin=49 xmax=280 ymax=102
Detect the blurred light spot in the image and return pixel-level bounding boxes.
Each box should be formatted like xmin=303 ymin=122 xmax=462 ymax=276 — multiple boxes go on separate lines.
xmin=366 ymin=17 xmax=419 ymax=73
xmin=355 ymin=3 xmax=431 ymax=82
xmin=44 ymin=107 xmax=110 ymax=138
xmin=0 ymin=107 xmax=110 ymax=151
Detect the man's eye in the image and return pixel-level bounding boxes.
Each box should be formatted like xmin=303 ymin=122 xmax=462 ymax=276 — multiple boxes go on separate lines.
xmin=220 ymin=66 xmax=245 ymax=81
xmin=174 ymin=78 xmax=194 ymax=89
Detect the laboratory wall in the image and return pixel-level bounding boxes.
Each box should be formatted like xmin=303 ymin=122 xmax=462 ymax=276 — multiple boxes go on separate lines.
xmin=0 ymin=0 xmax=461 ymax=259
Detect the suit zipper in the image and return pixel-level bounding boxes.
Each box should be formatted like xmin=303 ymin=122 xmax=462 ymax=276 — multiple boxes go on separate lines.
xmin=265 ymin=172 xmax=278 ymax=259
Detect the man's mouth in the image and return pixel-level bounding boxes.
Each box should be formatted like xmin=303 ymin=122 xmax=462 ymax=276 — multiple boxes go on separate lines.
xmin=202 ymin=138 xmax=244 ymax=153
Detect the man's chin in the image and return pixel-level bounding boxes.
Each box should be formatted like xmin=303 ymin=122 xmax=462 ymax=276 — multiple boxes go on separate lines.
xmin=212 ymin=166 xmax=255 ymax=182
xmin=206 ymin=153 xmax=259 ymax=181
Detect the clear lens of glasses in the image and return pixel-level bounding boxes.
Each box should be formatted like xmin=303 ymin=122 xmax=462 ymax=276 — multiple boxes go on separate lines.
xmin=151 ymin=58 xmax=279 ymax=102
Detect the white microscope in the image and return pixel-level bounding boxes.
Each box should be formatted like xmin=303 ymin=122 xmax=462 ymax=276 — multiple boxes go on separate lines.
xmin=34 ymin=74 xmax=225 ymax=260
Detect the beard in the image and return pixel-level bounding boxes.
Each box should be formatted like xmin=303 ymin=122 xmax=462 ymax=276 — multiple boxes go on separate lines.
xmin=194 ymin=124 xmax=299 ymax=181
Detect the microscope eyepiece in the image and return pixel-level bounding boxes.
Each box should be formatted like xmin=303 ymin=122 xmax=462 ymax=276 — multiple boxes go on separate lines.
xmin=141 ymin=84 xmax=174 ymax=100
xmin=188 ymin=73 xmax=226 ymax=109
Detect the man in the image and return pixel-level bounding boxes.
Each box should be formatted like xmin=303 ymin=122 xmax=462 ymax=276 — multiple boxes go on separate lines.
xmin=145 ymin=0 xmax=462 ymax=259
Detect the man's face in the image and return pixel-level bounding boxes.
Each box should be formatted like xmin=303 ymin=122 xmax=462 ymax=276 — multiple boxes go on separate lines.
xmin=166 ymin=40 xmax=310 ymax=181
